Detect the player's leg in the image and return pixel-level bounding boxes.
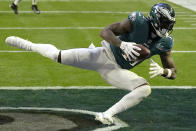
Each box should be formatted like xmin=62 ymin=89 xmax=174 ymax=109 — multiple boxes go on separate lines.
xmin=10 ymin=0 xmax=21 ymax=14
xmin=96 ymin=68 xmax=151 ymax=124
xmin=6 ymin=36 xmax=60 ymax=62
xmin=59 ymin=47 xmax=110 ymax=70
xmin=5 ymin=36 xmax=109 ymax=71
xmin=32 ymin=0 xmax=40 ymax=14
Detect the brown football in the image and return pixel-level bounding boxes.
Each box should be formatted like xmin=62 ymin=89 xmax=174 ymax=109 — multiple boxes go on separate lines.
xmin=135 ymin=44 xmax=151 ymax=60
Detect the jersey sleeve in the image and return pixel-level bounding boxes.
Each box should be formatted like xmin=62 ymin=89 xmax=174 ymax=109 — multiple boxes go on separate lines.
xmin=156 ymin=36 xmax=174 ymax=54
xmin=128 ymin=12 xmax=146 ymax=30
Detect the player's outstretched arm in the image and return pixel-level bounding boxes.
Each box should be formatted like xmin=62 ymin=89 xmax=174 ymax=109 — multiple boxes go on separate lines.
xmin=149 ymin=51 xmax=177 ymax=79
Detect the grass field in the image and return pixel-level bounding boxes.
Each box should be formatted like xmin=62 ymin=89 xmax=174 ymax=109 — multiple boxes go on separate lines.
xmin=0 ymin=0 xmax=196 ymax=130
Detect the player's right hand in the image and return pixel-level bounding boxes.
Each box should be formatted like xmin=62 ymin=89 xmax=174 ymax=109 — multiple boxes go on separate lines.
xmin=120 ymin=41 xmax=141 ymax=61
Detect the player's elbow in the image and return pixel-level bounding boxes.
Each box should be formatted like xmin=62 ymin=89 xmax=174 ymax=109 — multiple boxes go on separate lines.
xmin=100 ymin=27 xmax=109 ymax=39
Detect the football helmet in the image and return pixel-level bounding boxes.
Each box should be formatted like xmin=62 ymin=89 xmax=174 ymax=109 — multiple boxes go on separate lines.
xmin=149 ymin=3 xmax=176 ymax=37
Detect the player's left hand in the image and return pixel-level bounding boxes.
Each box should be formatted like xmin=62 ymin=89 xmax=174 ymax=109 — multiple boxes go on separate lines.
xmin=149 ymin=59 xmax=164 ymax=78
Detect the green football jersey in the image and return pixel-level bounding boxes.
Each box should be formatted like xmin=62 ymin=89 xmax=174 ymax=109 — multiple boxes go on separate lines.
xmin=110 ymin=12 xmax=174 ymax=70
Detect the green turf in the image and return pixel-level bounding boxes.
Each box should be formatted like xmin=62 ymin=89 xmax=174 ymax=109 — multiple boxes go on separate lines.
xmin=0 ymin=0 xmax=196 ymax=86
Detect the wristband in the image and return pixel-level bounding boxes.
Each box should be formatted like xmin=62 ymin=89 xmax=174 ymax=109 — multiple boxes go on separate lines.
xmin=166 ymin=69 xmax=172 ymax=78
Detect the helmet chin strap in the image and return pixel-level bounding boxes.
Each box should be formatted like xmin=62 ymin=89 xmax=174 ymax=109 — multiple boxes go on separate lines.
xmin=155 ymin=29 xmax=169 ymax=37
xmin=150 ymin=21 xmax=169 ymax=38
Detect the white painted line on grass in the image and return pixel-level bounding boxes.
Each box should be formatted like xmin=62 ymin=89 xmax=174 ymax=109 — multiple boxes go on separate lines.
xmin=174 ymin=27 xmax=196 ymax=29
xmin=0 ymin=86 xmax=195 ymax=90
xmin=0 ymin=27 xmax=103 ymax=30
xmin=0 ymin=10 xmax=190 ymax=14
xmin=177 ymin=18 xmax=196 ymax=19
xmin=0 ymin=107 xmax=129 ymax=131
xmin=0 ymin=51 xmax=30 ymax=53
xmin=177 ymin=15 xmax=196 ymax=17
xmin=1 ymin=50 xmax=196 ymax=53
xmin=0 ymin=27 xmax=196 ymax=30
xmin=172 ymin=51 xmax=196 ymax=53
xmin=0 ymin=10 xmax=132 ymax=14
xmin=0 ymin=0 xmax=121 ymax=1
xmin=184 ymin=21 xmax=196 ymax=22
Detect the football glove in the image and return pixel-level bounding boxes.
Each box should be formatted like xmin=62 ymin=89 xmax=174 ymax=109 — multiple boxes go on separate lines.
xmin=120 ymin=41 xmax=141 ymax=61
xmin=149 ymin=59 xmax=164 ymax=78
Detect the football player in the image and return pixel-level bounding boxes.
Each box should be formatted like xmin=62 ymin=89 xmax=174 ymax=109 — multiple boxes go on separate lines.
xmin=10 ymin=0 xmax=40 ymax=14
xmin=5 ymin=3 xmax=176 ymax=125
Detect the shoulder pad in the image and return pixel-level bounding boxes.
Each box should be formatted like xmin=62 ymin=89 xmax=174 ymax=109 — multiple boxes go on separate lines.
xmin=128 ymin=12 xmax=148 ymax=29
xmin=128 ymin=12 xmax=147 ymax=23
xmin=156 ymin=36 xmax=174 ymax=52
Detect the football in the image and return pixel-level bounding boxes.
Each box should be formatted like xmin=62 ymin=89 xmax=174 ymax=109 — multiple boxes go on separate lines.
xmin=135 ymin=44 xmax=151 ymax=60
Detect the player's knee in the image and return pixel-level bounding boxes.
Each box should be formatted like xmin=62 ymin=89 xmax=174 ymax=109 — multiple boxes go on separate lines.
xmin=36 ymin=44 xmax=60 ymax=61
xmin=133 ymin=84 xmax=151 ymax=100
xmin=142 ymin=84 xmax=152 ymax=97
xmin=50 ymin=50 xmax=60 ymax=62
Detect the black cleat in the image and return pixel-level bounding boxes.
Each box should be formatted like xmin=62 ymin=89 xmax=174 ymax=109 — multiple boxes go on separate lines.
xmin=32 ymin=5 xmax=40 ymax=14
xmin=10 ymin=3 xmax=18 ymax=14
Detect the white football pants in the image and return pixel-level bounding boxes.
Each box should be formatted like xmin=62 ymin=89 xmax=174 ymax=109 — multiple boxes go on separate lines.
xmin=59 ymin=41 xmax=148 ymax=91
xmin=30 ymin=40 xmax=151 ymax=116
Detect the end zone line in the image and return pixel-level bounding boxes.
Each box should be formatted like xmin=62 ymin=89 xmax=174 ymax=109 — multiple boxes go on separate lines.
xmin=0 ymin=86 xmax=195 ymax=90
xmin=0 ymin=27 xmax=196 ymax=30
xmin=0 ymin=50 xmax=196 ymax=53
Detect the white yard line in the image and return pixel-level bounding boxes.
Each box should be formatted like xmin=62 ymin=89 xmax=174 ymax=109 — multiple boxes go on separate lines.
xmin=0 ymin=27 xmax=103 ymax=30
xmin=0 ymin=0 xmax=134 ymax=1
xmin=0 ymin=107 xmax=129 ymax=131
xmin=174 ymin=27 xmax=196 ymax=29
xmin=0 ymin=86 xmax=195 ymax=90
xmin=184 ymin=21 xmax=196 ymax=22
xmin=0 ymin=27 xmax=196 ymax=30
xmin=177 ymin=18 xmax=196 ymax=20
xmin=0 ymin=10 xmax=189 ymax=14
xmin=0 ymin=0 xmax=191 ymax=3
xmin=172 ymin=51 xmax=196 ymax=53
xmin=0 ymin=50 xmax=196 ymax=53
xmin=177 ymin=15 xmax=196 ymax=17
xmin=0 ymin=11 xmax=133 ymax=14
xmin=0 ymin=51 xmax=29 ymax=53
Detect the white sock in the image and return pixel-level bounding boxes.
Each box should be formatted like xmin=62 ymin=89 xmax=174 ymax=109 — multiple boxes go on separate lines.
xmin=14 ymin=0 xmax=21 ymax=5
xmin=32 ymin=0 xmax=36 ymax=5
xmin=103 ymin=85 xmax=151 ymax=116
xmin=31 ymin=44 xmax=60 ymax=62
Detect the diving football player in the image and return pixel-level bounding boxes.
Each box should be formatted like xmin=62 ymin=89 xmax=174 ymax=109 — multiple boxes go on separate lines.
xmin=5 ymin=3 xmax=177 ymax=125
